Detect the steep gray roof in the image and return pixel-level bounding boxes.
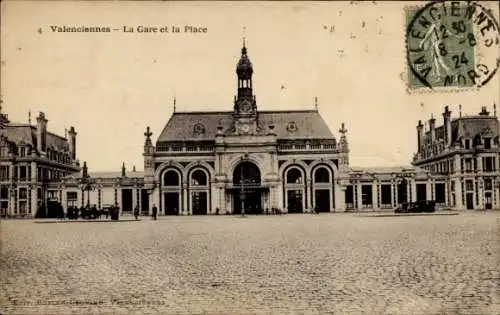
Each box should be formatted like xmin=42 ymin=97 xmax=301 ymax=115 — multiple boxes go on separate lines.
xmin=0 ymin=124 xmax=70 ymax=151
xmin=156 ymin=110 xmax=335 ymax=142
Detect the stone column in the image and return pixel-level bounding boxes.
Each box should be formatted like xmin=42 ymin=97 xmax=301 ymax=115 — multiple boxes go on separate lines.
xmin=478 ymin=178 xmax=484 ymax=210
xmin=30 ymin=185 xmax=37 ymax=216
xmin=307 ymin=179 xmax=313 ymax=211
xmin=411 ymin=180 xmax=417 ymax=202
xmin=394 ymin=182 xmax=399 ymax=206
xmin=454 ymin=178 xmax=464 ymax=210
xmin=150 ymin=188 xmax=160 ymax=215
xmin=371 ymin=183 xmax=378 ymax=210
xmin=444 ymin=181 xmax=449 ymax=206
xmin=61 ymin=186 xmax=67 ymax=214
xmin=182 ymin=184 xmax=189 ymax=215
xmin=132 ymin=187 xmax=137 ymax=211
xmin=356 ymin=183 xmax=362 ymax=210
xmin=335 ymin=185 xmax=346 ymax=212
xmin=426 ymin=180 xmax=432 ymax=201
xmin=138 ymin=188 xmax=142 ymax=211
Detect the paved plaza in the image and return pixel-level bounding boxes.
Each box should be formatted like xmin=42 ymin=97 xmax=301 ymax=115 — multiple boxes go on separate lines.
xmin=1 ymin=212 xmax=499 ymax=315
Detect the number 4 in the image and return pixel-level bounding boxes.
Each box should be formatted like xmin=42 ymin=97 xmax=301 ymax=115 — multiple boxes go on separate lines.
xmin=452 ymin=52 xmax=469 ymax=69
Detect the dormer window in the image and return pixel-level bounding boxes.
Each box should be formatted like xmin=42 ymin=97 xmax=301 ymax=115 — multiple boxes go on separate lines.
xmin=484 ymin=138 xmax=491 ymax=149
xmin=19 ymin=146 xmax=26 ymax=158
xmin=465 ymin=139 xmax=471 ymax=149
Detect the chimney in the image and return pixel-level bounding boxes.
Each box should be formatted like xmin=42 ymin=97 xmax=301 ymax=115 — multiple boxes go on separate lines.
xmin=36 ymin=112 xmax=48 ymax=153
xmin=122 ymin=162 xmax=126 ymax=177
xmin=479 ymin=106 xmax=489 ymax=116
xmin=442 ymin=106 xmax=452 ymax=147
xmin=417 ymin=120 xmax=424 ymax=152
xmin=82 ymin=161 xmax=88 ymax=178
xmin=67 ymin=126 xmax=77 ymax=161
xmin=429 ymin=114 xmax=436 ymax=143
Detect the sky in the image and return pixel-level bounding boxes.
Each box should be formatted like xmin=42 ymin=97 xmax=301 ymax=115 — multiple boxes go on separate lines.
xmin=1 ymin=1 xmax=499 ymax=172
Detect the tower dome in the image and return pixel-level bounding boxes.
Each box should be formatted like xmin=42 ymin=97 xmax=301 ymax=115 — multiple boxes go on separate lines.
xmin=236 ymin=44 xmax=253 ymax=79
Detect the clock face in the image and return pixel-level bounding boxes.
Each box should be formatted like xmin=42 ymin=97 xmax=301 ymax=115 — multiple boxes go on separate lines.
xmin=241 ymin=124 xmax=250 ymax=133
xmin=240 ymin=100 xmax=251 ymax=113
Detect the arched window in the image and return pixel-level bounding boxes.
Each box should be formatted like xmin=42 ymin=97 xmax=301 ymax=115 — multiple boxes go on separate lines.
xmin=191 ymin=169 xmax=207 ymax=186
xmin=286 ymin=168 xmax=303 ymax=184
xmin=163 ymin=170 xmax=180 ymax=186
xmin=314 ymin=167 xmax=330 ymax=183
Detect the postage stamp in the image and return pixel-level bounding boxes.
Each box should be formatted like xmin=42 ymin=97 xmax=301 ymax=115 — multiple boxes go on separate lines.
xmin=406 ymin=1 xmax=499 ymax=90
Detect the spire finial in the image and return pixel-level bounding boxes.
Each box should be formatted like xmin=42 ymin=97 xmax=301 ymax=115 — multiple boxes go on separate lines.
xmin=494 ymin=103 xmax=497 ymax=117
xmin=241 ymin=26 xmax=247 ymax=54
xmin=459 ymin=104 xmax=462 ymax=117
xmin=28 ymin=110 xmax=31 ymax=125
xmin=339 ymin=122 xmax=348 ymax=135
xmin=122 ymin=162 xmax=126 ymax=177
xmin=173 ymin=97 xmax=177 ymax=113
xmin=314 ymin=97 xmax=318 ymax=110
xmin=65 ymin=128 xmax=67 ymax=138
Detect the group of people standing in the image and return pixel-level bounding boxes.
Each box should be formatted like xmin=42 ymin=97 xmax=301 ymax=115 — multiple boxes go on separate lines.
xmin=133 ymin=204 xmax=158 ymax=221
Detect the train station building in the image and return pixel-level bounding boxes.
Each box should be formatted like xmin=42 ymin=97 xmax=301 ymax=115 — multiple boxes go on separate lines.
xmin=3 ymin=43 xmax=498 ymax=217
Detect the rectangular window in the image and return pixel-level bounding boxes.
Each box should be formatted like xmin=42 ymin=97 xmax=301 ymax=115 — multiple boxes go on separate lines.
xmin=361 ymin=185 xmax=372 ymax=206
xmin=483 ymin=157 xmax=494 ymax=172
xmin=465 ymin=139 xmax=471 ymax=149
xmin=345 ymin=185 xmax=354 ymax=208
xmin=465 ymin=180 xmax=474 ymax=191
xmin=19 ymin=188 xmax=28 ymax=199
xmin=19 ymin=166 xmax=27 ymax=181
xmin=0 ymin=186 xmax=8 ymax=199
xmin=484 ymin=138 xmax=491 ymax=149
xmin=19 ymin=147 xmax=26 ymax=157
xmin=19 ymin=201 xmax=27 ymax=214
xmin=0 ymin=165 xmax=9 ymax=181
xmin=435 ymin=183 xmax=446 ymax=203
xmin=465 ymin=159 xmax=473 ymax=172
xmin=484 ymin=178 xmax=493 ymax=190
xmin=381 ymin=184 xmax=392 ymax=205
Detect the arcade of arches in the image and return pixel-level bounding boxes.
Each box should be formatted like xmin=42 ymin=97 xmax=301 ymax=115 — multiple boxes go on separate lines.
xmin=155 ymin=161 xmax=337 ymax=215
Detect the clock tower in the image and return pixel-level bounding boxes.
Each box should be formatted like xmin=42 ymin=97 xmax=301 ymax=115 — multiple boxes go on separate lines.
xmin=233 ymin=41 xmax=258 ymax=134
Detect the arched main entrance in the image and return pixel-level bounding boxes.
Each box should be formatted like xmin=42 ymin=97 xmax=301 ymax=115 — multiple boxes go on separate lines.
xmin=189 ymin=168 xmax=210 ymax=215
xmin=162 ymin=169 xmax=181 ymax=215
xmin=284 ymin=166 xmax=306 ymax=213
xmin=232 ymin=161 xmax=263 ymax=215
xmin=312 ymin=166 xmax=334 ymax=212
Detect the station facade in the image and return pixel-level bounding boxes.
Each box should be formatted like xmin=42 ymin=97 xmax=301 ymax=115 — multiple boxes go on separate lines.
xmin=4 ymin=44 xmax=498 ymax=217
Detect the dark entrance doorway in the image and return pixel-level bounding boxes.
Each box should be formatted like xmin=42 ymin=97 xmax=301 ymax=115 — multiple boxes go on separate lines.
xmin=485 ymin=192 xmax=492 ymax=210
xmin=233 ymin=160 xmax=262 ymax=215
xmin=141 ymin=189 xmax=149 ymax=215
xmin=397 ymin=179 xmax=408 ymax=204
xmin=416 ymin=184 xmax=427 ymax=201
xmin=192 ymin=191 xmax=208 ymax=215
xmin=466 ymin=193 xmax=474 ymax=210
xmin=233 ymin=190 xmax=262 ymax=215
xmin=315 ymin=189 xmax=330 ymax=212
xmin=287 ymin=190 xmax=303 ymax=213
xmin=121 ymin=189 xmax=133 ymax=212
xmin=164 ymin=192 xmax=180 ymax=215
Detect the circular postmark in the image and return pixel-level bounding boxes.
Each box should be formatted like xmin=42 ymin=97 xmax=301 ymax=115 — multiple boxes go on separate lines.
xmin=406 ymin=1 xmax=499 ymax=89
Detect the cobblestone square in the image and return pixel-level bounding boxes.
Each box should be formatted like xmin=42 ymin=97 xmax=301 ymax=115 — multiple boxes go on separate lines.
xmin=1 ymin=212 xmax=499 ymax=314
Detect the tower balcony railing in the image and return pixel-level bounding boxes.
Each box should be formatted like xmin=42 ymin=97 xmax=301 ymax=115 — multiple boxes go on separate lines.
xmin=156 ymin=143 xmax=215 ymax=153
xmin=278 ymin=143 xmax=338 ymax=152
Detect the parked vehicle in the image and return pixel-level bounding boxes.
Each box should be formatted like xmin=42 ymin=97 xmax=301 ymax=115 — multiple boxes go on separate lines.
xmin=395 ymin=201 xmax=436 ymax=213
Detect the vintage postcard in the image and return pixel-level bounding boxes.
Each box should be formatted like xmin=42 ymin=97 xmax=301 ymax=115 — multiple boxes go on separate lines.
xmin=1 ymin=1 xmax=499 ymax=314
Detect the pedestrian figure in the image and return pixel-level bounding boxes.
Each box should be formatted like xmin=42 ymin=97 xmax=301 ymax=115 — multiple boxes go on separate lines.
xmin=312 ymin=205 xmax=318 ymax=214
xmin=152 ymin=204 xmax=158 ymax=221
xmin=134 ymin=206 xmax=139 ymax=221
